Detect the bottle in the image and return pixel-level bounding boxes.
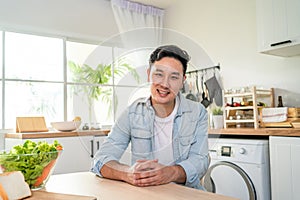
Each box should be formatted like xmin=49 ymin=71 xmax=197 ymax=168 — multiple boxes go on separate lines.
xmin=278 ymin=96 xmax=283 ymax=107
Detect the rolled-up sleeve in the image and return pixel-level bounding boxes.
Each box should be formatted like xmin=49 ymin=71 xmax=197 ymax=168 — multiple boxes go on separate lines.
xmin=91 ymin=109 xmax=131 ymax=176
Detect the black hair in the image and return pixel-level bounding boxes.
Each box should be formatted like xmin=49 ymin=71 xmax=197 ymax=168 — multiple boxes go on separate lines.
xmin=149 ymin=45 xmax=190 ymax=76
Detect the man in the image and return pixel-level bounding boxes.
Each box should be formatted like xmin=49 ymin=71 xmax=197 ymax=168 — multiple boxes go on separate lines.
xmin=91 ymin=45 xmax=209 ymax=189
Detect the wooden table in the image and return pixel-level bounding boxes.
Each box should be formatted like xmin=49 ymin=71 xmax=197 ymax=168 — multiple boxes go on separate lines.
xmin=41 ymin=172 xmax=237 ymax=200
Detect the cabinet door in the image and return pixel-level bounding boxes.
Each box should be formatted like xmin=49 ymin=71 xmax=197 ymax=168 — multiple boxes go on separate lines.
xmin=53 ymin=136 xmax=94 ymax=174
xmin=291 ymin=143 xmax=300 ymax=200
xmin=285 ymin=0 xmax=300 ymax=40
xmin=269 ymin=136 xmax=300 ymax=200
xmin=256 ymin=0 xmax=274 ymax=51
xmin=256 ymin=0 xmax=300 ymax=56
xmin=92 ymin=136 xmax=106 ymax=157
xmin=93 ymin=135 xmax=131 ymax=166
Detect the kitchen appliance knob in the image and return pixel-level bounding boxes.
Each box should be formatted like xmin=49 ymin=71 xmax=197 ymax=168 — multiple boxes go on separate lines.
xmin=239 ymin=148 xmax=246 ymax=154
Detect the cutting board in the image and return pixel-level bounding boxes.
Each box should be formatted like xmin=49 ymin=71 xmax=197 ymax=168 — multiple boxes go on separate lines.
xmin=26 ymin=191 xmax=97 ymax=200
xmin=16 ymin=116 xmax=48 ymax=132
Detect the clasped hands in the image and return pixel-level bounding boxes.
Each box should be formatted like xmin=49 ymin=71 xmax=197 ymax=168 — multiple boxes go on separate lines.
xmin=126 ymin=159 xmax=176 ymax=187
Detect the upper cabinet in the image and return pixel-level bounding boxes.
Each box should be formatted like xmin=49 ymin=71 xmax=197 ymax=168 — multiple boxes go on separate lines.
xmin=256 ymin=0 xmax=300 ymax=57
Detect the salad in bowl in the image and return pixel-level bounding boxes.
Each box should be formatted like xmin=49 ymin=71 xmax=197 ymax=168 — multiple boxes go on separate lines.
xmin=0 ymin=140 xmax=63 ymax=190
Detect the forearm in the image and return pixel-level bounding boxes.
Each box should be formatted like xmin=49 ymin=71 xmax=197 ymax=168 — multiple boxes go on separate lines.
xmin=100 ymin=160 xmax=131 ymax=182
xmin=169 ymin=165 xmax=186 ymax=184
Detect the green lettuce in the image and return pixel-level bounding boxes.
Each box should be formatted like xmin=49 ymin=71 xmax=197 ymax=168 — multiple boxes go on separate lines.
xmin=0 ymin=140 xmax=62 ymax=187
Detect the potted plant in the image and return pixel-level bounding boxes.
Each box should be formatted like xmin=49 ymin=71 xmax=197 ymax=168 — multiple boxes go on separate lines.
xmin=211 ymin=107 xmax=224 ymax=129
xmin=68 ymin=59 xmax=140 ymax=124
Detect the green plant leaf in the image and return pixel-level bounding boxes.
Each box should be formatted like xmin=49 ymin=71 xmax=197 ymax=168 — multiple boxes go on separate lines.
xmin=68 ymin=59 xmax=140 ymax=120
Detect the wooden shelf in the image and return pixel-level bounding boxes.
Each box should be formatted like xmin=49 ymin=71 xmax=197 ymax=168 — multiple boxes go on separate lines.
xmin=225 ymin=106 xmax=256 ymax=110
xmin=225 ymin=119 xmax=255 ymax=123
xmin=223 ymin=86 xmax=274 ymax=129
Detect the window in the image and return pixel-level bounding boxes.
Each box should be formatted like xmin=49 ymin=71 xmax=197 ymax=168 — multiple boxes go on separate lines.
xmin=0 ymin=31 xmax=3 ymax=127
xmin=5 ymin=32 xmax=64 ymax=81
xmin=66 ymin=41 xmax=114 ymax=126
xmin=0 ymin=31 xmax=146 ymax=130
xmin=3 ymin=32 xmax=64 ymax=128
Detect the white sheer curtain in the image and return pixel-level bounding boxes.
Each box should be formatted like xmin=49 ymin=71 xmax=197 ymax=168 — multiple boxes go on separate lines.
xmin=111 ymin=0 xmax=164 ymax=47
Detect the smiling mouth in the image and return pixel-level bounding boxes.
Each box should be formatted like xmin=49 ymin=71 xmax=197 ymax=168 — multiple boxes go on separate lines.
xmin=157 ymin=89 xmax=170 ymax=96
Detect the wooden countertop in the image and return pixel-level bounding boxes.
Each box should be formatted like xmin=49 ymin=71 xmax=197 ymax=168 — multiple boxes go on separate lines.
xmin=43 ymin=172 xmax=237 ymax=200
xmin=209 ymin=128 xmax=300 ymax=136
xmin=5 ymin=130 xmax=110 ymax=139
xmin=4 ymin=128 xmax=300 ymax=139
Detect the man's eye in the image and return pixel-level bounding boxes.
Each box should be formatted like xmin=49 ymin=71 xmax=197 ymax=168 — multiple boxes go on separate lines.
xmin=171 ymin=76 xmax=180 ymax=80
xmin=154 ymin=73 xmax=163 ymax=77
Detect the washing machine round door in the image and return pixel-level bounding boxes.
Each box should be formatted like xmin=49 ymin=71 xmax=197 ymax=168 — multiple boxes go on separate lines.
xmin=203 ymin=161 xmax=256 ymax=200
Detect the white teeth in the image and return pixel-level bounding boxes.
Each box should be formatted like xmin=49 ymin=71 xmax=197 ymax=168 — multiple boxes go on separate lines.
xmin=157 ymin=89 xmax=169 ymax=94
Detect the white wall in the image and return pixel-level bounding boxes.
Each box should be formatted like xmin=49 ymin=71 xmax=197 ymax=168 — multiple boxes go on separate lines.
xmin=0 ymin=0 xmax=118 ymax=42
xmin=0 ymin=0 xmax=299 ymax=106
xmin=164 ymin=0 xmax=300 ymax=107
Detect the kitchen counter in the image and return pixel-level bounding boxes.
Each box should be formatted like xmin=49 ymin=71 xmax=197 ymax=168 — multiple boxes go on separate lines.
xmin=40 ymin=172 xmax=237 ymax=200
xmin=209 ymin=128 xmax=300 ymax=137
xmin=4 ymin=130 xmax=110 ymax=139
xmin=5 ymin=128 xmax=300 ymax=139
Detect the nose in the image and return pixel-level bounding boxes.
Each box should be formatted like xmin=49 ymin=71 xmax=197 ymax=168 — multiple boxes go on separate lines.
xmin=160 ymin=76 xmax=170 ymax=88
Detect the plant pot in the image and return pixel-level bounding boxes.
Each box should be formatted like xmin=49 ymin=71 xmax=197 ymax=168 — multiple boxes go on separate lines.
xmin=212 ymin=115 xmax=224 ymax=129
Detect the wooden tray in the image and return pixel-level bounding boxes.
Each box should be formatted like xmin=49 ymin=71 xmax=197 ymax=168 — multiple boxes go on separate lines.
xmin=260 ymin=118 xmax=298 ymax=128
xmin=26 ymin=191 xmax=97 ymax=200
xmin=288 ymin=108 xmax=300 ymax=118
xmin=291 ymin=118 xmax=300 ymax=128
xmin=260 ymin=121 xmax=292 ymax=128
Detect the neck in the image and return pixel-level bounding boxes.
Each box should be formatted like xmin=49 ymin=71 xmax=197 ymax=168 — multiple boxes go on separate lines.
xmin=151 ymin=99 xmax=176 ymax=118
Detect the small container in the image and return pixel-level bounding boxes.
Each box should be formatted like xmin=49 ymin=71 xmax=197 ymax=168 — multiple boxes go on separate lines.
xmin=82 ymin=123 xmax=89 ymax=130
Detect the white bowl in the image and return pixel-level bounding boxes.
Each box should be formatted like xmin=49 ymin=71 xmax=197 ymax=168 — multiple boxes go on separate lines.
xmin=51 ymin=121 xmax=81 ymax=131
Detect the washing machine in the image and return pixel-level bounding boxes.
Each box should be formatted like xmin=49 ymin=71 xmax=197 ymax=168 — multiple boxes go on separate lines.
xmin=203 ymin=138 xmax=271 ymax=200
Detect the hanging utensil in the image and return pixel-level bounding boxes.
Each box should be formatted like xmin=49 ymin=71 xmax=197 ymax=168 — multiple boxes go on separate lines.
xmin=186 ymin=75 xmax=197 ymax=101
xmin=204 ymin=72 xmax=223 ymax=106
xmin=186 ymin=81 xmax=197 ymax=101
xmin=195 ymin=72 xmax=201 ymax=102
xmin=201 ymin=73 xmax=211 ymax=108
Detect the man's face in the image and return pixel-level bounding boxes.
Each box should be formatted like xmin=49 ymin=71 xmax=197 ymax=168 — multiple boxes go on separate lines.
xmin=147 ymin=57 xmax=186 ymax=105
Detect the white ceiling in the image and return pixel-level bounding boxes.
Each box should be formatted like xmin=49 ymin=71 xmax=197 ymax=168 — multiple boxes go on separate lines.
xmin=130 ymin=0 xmax=176 ymax=9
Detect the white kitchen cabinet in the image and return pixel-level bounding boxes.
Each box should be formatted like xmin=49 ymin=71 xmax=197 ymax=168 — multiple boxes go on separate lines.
xmin=269 ymin=136 xmax=300 ymax=200
xmin=53 ymin=136 xmax=94 ymax=174
xmin=5 ymin=135 xmax=107 ymax=174
xmin=256 ymin=0 xmax=300 ymax=56
xmin=93 ymin=135 xmax=131 ymax=166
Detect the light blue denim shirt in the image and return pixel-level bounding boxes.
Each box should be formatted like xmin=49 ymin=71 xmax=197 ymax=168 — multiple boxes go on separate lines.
xmin=91 ymin=92 xmax=209 ymax=189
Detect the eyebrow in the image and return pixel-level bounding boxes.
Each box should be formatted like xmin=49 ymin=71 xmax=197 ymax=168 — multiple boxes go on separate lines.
xmin=154 ymin=68 xmax=181 ymax=76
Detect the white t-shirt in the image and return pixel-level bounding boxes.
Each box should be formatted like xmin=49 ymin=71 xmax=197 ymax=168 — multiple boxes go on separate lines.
xmin=153 ymin=97 xmax=179 ymax=166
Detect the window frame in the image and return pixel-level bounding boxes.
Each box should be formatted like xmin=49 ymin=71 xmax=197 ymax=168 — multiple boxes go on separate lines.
xmin=0 ymin=30 xmax=117 ymax=130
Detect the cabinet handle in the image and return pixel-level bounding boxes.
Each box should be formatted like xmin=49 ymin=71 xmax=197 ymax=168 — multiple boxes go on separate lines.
xmin=90 ymin=140 xmax=94 ymax=158
xmin=270 ymin=40 xmax=292 ymax=47
xmin=96 ymin=141 xmax=100 ymax=150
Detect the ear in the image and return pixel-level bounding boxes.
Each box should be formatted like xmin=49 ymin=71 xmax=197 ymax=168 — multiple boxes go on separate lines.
xmin=147 ymin=68 xmax=151 ymax=82
xmin=180 ymin=75 xmax=186 ymax=89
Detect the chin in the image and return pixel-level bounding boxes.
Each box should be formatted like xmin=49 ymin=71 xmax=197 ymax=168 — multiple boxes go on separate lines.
xmin=153 ymin=94 xmax=175 ymax=104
